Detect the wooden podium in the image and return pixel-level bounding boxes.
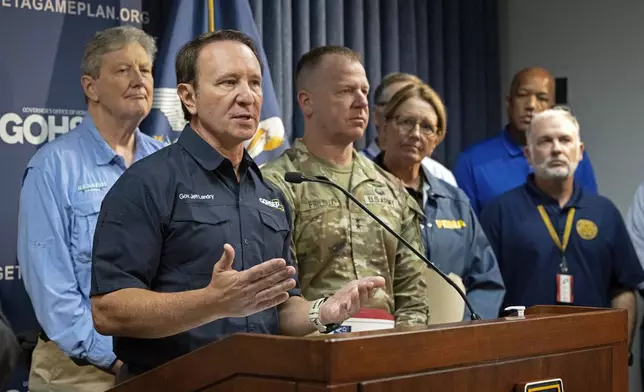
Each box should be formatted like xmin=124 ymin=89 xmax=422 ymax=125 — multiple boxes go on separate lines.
xmin=109 ymin=306 xmax=628 ymax=391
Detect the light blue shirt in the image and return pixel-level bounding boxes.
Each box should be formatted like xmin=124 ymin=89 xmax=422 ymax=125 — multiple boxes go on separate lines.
xmin=17 ymin=115 xmax=163 ymax=369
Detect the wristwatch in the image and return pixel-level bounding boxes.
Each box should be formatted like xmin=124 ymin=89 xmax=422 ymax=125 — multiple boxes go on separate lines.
xmin=309 ymin=297 xmax=341 ymax=334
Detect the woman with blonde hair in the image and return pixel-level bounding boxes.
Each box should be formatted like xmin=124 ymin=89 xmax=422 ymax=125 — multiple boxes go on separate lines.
xmin=374 ymin=83 xmax=505 ymax=319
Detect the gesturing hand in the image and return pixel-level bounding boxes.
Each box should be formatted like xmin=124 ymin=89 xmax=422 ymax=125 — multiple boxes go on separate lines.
xmin=207 ymin=244 xmax=297 ymax=318
xmin=318 ymin=276 xmax=386 ymax=325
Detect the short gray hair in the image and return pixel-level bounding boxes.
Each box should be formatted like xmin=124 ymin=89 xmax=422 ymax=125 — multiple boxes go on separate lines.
xmin=82 ymin=26 xmax=157 ymax=78
xmin=526 ymin=105 xmax=580 ymax=142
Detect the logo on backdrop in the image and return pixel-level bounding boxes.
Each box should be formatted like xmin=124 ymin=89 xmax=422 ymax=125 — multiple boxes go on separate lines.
xmin=0 ymin=107 xmax=84 ymax=145
xmin=0 ymin=0 xmax=150 ymax=24
xmin=244 ymin=117 xmax=286 ymax=160
xmin=0 ymin=264 xmax=22 ymax=281
xmin=152 ymin=88 xmax=187 ymax=132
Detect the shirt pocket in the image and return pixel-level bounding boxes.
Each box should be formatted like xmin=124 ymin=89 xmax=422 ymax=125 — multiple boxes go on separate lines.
xmin=70 ymin=198 xmax=102 ymax=264
xmin=171 ymin=206 xmax=232 ymax=289
xmin=258 ymin=210 xmax=290 ymax=260
xmin=425 ymin=222 xmax=468 ymax=275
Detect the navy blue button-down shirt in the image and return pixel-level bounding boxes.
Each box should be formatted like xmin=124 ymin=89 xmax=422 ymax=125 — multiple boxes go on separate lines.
xmin=90 ymin=125 xmax=300 ymax=374
xmin=480 ymin=175 xmax=644 ymax=311
xmin=454 ymin=129 xmax=598 ymax=216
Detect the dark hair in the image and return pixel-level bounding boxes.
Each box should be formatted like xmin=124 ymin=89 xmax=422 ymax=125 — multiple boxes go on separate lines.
xmin=295 ymin=45 xmax=362 ymax=91
xmin=175 ymin=29 xmax=264 ymax=120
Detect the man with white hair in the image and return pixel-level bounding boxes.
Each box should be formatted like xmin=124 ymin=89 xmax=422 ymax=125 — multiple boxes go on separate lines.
xmin=17 ymin=26 xmax=163 ymax=391
xmin=479 ymin=107 xmax=644 ymax=354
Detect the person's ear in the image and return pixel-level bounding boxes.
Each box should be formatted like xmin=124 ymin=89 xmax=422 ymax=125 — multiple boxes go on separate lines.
xmin=81 ymin=75 xmax=100 ymax=103
xmin=177 ymin=83 xmax=198 ymax=116
xmin=298 ymin=90 xmax=313 ymax=117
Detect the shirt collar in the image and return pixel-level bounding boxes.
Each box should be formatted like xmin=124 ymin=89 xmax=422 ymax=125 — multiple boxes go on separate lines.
xmin=524 ymin=174 xmax=588 ymax=209
xmin=373 ymin=151 xmax=441 ymax=206
xmin=84 ymin=114 xmax=153 ymax=166
xmin=501 ymin=127 xmax=525 ymax=157
xmin=373 ymin=151 xmax=451 ymax=198
xmin=84 ymin=115 xmax=118 ymax=166
xmin=177 ymin=124 xmax=259 ymax=175
xmin=420 ymin=164 xmax=450 ymax=198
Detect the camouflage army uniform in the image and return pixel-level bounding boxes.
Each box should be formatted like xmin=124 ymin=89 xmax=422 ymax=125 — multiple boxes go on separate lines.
xmin=262 ymin=139 xmax=429 ymax=326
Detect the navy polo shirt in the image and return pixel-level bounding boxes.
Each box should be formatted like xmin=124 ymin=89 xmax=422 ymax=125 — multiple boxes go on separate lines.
xmin=90 ymin=125 xmax=300 ymax=374
xmin=453 ymin=129 xmax=598 ymax=216
xmin=480 ymin=175 xmax=644 ymax=312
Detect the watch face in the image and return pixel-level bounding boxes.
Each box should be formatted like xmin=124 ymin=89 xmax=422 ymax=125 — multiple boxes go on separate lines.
xmin=325 ymin=324 xmax=343 ymax=334
xmin=332 ymin=325 xmax=352 ymax=333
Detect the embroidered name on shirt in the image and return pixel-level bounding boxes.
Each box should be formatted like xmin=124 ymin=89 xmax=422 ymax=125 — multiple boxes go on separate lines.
xmin=259 ymin=198 xmax=284 ymax=211
xmin=307 ymin=199 xmax=341 ymax=209
xmin=179 ymin=193 xmax=214 ymax=200
xmin=77 ymin=182 xmax=107 ymax=192
xmin=436 ymin=219 xmax=467 ymax=229
xmin=364 ymin=195 xmax=394 ymax=205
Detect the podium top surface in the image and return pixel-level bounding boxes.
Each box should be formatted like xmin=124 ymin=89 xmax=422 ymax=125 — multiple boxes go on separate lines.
xmin=110 ymin=305 xmax=627 ymax=392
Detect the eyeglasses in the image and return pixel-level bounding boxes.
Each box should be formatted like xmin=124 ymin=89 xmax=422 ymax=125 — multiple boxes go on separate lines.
xmin=388 ymin=115 xmax=438 ymax=136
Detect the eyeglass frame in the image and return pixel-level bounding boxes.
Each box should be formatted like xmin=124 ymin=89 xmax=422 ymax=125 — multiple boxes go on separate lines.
xmin=385 ymin=114 xmax=440 ymax=137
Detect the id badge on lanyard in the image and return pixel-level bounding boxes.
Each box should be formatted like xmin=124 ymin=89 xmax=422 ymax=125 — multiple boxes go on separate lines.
xmin=537 ymin=206 xmax=575 ymax=304
xmin=556 ymin=255 xmax=573 ymax=303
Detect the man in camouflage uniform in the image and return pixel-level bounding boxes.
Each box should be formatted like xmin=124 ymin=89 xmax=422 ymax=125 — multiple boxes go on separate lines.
xmin=262 ymin=46 xmax=429 ymax=326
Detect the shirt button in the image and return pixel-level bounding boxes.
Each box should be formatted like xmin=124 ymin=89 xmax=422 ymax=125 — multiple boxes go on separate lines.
xmin=244 ymin=239 xmax=249 ymax=245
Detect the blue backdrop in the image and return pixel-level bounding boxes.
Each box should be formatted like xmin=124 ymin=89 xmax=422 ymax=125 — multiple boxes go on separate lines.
xmin=0 ymin=1 xmax=167 ymax=390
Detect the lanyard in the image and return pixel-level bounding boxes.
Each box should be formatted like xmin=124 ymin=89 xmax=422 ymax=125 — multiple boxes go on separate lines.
xmin=537 ymin=205 xmax=575 ymax=273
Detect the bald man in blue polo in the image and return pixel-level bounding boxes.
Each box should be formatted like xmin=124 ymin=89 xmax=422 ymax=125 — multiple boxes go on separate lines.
xmin=454 ymin=67 xmax=598 ymax=216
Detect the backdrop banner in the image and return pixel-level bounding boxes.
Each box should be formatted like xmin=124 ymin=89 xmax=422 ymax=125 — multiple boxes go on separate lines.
xmin=0 ymin=1 xmax=165 ymax=390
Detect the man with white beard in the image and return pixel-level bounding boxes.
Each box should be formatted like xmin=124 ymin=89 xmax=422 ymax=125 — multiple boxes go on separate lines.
xmin=479 ymin=107 xmax=644 ymax=357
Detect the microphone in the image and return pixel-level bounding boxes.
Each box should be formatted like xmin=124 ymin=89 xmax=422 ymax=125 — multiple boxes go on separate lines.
xmin=284 ymin=172 xmax=306 ymax=184
xmin=284 ymin=171 xmax=481 ymax=321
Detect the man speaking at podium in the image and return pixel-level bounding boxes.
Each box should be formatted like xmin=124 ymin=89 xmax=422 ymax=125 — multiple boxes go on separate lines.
xmin=89 ymin=30 xmax=385 ymax=381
